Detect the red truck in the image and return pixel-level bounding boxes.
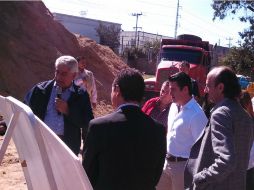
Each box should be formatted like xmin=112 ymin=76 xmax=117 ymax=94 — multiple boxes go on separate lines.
xmin=144 ymin=34 xmax=212 ymax=99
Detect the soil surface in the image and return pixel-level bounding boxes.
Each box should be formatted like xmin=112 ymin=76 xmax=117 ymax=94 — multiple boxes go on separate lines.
xmin=0 ymin=1 xmax=127 ymax=189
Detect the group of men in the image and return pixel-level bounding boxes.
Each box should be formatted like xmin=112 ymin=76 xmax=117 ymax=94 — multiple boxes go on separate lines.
xmin=25 ymin=55 xmax=253 ymax=190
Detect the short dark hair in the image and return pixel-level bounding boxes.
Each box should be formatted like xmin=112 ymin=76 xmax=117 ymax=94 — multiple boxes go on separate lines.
xmin=214 ymin=66 xmax=241 ymax=99
xmin=113 ymin=68 xmax=145 ymax=102
xmin=168 ymin=72 xmax=192 ymax=96
xmin=180 ymin=61 xmax=190 ymax=68
xmin=76 ymin=56 xmax=85 ymax=62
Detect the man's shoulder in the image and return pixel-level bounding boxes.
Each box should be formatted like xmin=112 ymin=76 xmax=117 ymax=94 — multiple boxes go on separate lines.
xmin=72 ymin=82 xmax=89 ymax=95
xmin=215 ymin=99 xmax=241 ymax=112
xmin=211 ymin=100 xmax=253 ymax=132
xmin=90 ymin=108 xmax=164 ymax=129
xmin=185 ymin=99 xmax=207 ymax=121
xmin=124 ymin=106 xmax=166 ymax=132
xmin=84 ymin=69 xmax=94 ymax=76
xmin=212 ymin=99 xmax=250 ymax=121
xmin=30 ymin=80 xmax=53 ymax=92
xmin=143 ymin=97 xmax=159 ymax=106
xmin=90 ymin=112 xmax=118 ymax=125
xmin=187 ymin=98 xmax=203 ymax=111
xmin=35 ymin=80 xmax=53 ymax=88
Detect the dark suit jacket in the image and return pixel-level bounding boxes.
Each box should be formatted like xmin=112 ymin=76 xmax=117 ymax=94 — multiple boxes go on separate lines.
xmin=82 ymin=105 xmax=166 ymax=190
xmin=25 ymin=80 xmax=94 ymax=155
xmin=184 ymin=98 xmax=254 ymax=190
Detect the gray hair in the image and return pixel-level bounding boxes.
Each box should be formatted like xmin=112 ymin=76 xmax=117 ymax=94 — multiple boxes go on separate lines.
xmin=55 ymin=55 xmax=78 ymax=73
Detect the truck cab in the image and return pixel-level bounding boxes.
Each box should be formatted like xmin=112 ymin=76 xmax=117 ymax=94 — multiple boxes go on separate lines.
xmin=144 ymin=34 xmax=211 ymax=100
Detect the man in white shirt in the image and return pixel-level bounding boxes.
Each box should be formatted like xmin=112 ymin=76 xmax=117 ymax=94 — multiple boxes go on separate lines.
xmin=75 ymin=56 xmax=97 ymax=108
xmin=157 ymin=72 xmax=207 ymax=190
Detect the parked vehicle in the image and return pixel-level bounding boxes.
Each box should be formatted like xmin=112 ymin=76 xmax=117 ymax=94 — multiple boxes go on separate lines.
xmin=247 ymin=82 xmax=254 ymax=97
xmin=144 ymin=34 xmax=212 ymax=100
xmin=237 ymin=74 xmax=250 ymax=89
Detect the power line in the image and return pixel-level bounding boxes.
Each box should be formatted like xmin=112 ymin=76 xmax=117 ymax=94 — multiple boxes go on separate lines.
xmin=183 ymin=8 xmax=238 ymax=38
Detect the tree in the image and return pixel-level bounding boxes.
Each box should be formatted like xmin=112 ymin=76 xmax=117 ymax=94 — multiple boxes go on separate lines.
xmin=123 ymin=39 xmax=160 ymax=61
xmin=96 ymin=22 xmax=121 ymax=53
xmin=212 ymin=1 xmax=254 ymax=48
xmin=220 ymin=46 xmax=254 ymax=77
xmin=212 ymin=1 xmax=254 ymax=75
xmin=143 ymin=39 xmax=160 ymax=57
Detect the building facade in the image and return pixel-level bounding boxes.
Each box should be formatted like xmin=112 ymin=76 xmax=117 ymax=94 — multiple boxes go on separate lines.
xmin=53 ymin=13 xmax=121 ymax=43
xmin=120 ymin=31 xmax=171 ymax=53
xmin=211 ymin=45 xmax=230 ymax=67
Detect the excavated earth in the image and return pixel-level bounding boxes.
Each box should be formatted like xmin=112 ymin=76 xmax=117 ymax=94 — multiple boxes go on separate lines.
xmin=0 ymin=2 xmax=128 ymax=189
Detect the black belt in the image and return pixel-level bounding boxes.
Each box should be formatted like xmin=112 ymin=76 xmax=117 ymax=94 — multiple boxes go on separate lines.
xmin=166 ymin=154 xmax=188 ymax=162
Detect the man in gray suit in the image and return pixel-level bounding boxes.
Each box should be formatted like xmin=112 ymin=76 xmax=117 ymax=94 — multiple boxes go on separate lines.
xmin=184 ymin=66 xmax=254 ymax=190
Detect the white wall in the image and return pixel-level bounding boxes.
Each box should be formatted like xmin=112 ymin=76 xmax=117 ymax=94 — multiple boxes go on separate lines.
xmin=54 ymin=13 xmax=121 ymax=43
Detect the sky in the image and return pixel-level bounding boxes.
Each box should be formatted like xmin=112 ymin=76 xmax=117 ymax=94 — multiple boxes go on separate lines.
xmin=42 ymin=0 xmax=251 ymax=47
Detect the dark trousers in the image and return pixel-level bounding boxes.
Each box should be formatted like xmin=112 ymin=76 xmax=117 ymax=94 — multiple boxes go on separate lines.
xmin=246 ymin=167 xmax=254 ymax=190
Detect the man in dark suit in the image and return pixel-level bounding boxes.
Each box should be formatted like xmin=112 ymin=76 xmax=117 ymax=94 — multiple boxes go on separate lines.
xmin=25 ymin=55 xmax=94 ymax=155
xmin=184 ymin=66 xmax=254 ymax=190
xmin=82 ymin=68 xmax=166 ymax=190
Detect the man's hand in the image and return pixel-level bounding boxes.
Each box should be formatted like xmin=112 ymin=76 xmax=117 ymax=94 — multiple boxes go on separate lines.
xmin=55 ymin=98 xmax=69 ymax=115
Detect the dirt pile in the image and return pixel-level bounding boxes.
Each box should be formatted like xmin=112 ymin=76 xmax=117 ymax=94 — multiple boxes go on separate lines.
xmin=0 ymin=2 xmax=127 ymax=189
xmin=0 ymin=1 xmax=127 ymax=103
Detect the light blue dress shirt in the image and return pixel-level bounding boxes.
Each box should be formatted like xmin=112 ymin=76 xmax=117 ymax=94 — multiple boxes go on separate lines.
xmin=44 ymin=83 xmax=74 ymax=135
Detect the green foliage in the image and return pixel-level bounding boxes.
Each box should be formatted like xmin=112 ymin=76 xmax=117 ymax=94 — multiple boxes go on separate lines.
xmin=212 ymin=1 xmax=254 ymax=47
xmin=219 ymin=47 xmax=254 ymax=76
xmin=123 ymin=39 xmax=160 ymax=60
xmin=96 ymin=22 xmax=121 ymax=53
xmin=212 ymin=1 xmax=247 ymax=20
xmin=212 ymin=1 xmax=254 ymax=76
xmin=124 ymin=47 xmax=144 ymax=60
xmin=142 ymin=39 xmax=161 ymax=57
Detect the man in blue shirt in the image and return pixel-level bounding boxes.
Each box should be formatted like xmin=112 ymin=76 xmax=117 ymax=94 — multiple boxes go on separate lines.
xmin=25 ymin=55 xmax=94 ymax=155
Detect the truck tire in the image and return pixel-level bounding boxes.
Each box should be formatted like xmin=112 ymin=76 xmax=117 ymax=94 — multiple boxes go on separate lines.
xmin=176 ymin=34 xmax=202 ymax=42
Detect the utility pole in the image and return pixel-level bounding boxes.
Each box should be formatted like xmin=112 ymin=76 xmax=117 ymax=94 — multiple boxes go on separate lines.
xmin=226 ymin=37 xmax=233 ymax=48
xmin=174 ymin=0 xmax=180 ymax=38
xmin=132 ymin=12 xmax=142 ymax=47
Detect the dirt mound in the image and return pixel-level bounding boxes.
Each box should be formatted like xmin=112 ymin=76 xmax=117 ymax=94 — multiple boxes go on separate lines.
xmin=0 ymin=2 xmax=129 ymax=189
xmin=0 ymin=1 xmax=127 ymax=103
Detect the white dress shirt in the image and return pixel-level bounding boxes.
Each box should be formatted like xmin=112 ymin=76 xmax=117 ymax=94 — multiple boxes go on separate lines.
xmin=167 ymin=98 xmax=208 ymax=158
xmin=75 ymin=69 xmax=97 ymax=104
